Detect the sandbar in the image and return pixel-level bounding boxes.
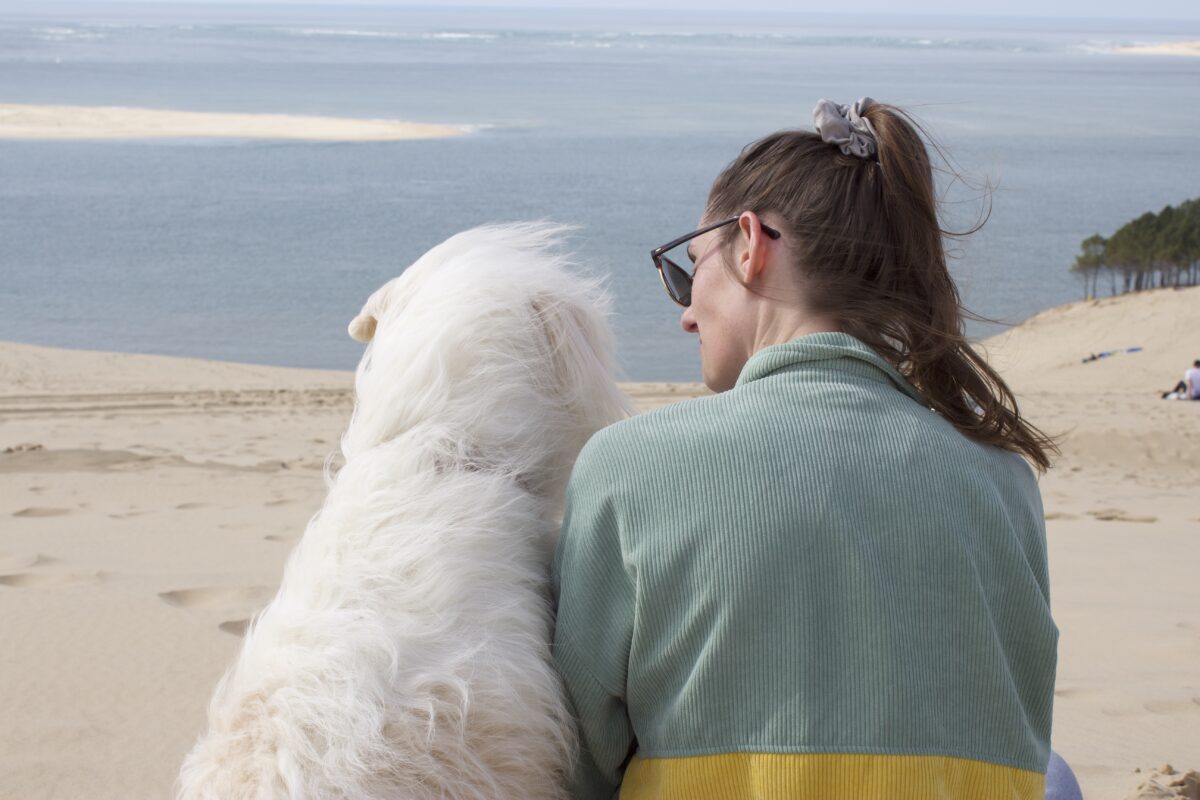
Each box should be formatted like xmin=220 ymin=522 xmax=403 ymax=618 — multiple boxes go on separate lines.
xmin=0 ymin=103 xmax=468 ymax=141
xmin=1112 ymin=40 xmax=1200 ymax=57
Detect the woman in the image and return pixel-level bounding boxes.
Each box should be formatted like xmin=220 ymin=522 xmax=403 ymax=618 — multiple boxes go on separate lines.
xmin=551 ymin=98 xmax=1068 ymax=799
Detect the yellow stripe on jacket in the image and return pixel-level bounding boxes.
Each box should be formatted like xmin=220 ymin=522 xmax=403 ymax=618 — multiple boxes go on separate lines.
xmin=619 ymin=752 xmax=1045 ymax=800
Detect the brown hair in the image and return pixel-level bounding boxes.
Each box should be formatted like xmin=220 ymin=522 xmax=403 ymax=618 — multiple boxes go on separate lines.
xmin=705 ymin=102 xmax=1057 ymax=472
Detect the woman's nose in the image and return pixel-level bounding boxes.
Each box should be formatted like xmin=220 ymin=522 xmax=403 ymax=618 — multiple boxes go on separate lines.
xmin=681 ymin=307 xmax=698 ymax=334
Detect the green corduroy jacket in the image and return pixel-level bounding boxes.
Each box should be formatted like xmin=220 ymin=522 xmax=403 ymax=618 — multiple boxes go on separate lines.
xmin=551 ymin=331 xmax=1057 ymax=800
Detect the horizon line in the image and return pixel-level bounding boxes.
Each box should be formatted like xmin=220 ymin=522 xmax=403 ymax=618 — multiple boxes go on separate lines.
xmin=14 ymin=1 xmax=1200 ymax=24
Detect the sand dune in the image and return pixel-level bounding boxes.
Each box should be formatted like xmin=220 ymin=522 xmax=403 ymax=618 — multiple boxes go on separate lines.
xmin=978 ymin=286 xmax=1200 ymax=800
xmin=1 ymin=286 xmax=1197 ymax=799
xmin=0 ymin=104 xmax=468 ymax=141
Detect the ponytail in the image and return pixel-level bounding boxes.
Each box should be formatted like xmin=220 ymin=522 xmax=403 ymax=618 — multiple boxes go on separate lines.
xmin=706 ymin=102 xmax=1058 ymax=471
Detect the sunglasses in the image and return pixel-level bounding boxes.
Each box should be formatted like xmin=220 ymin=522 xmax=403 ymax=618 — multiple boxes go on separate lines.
xmin=650 ymin=216 xmax=782 ymax=307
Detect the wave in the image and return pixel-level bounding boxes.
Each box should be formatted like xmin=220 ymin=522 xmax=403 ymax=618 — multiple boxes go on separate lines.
xmin=426 ymin=32 xmax=499 ymax=41
xmin=34 ymin=26 xmax=106 ymax=42
xmin=6 ymin=22 xmax=1134 ymax=56
xmin=540 ymin=31 xmax=1055 ymax=53
xmin=269 ymin=25 xmax=1052 ymax=51
xmin=282 ymin=28 xmax=498 ymax=41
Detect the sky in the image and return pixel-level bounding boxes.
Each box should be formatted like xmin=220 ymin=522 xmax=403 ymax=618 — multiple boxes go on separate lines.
xmin=24 ymin=0 xmax=1200 ymax=22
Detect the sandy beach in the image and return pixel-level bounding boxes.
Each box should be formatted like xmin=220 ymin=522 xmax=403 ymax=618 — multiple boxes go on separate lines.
xmin=1112 ymin=40 xmax=1200 ymax=57
xmin=1 ymin=286 xmax=1198 ymax=799
xmin=0 ymin=104 xmax=468 ymax=141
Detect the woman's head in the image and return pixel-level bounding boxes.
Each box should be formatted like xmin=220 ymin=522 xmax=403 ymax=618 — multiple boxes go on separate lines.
xmin=686 ymin=98 xmax=1056 ymax=471
xmin=679 ymin=211 xmax=838 ymax=393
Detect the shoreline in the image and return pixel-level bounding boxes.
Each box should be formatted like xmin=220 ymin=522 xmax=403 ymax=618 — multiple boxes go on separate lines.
xmin=3 ymin=284 xmax=1197 ymax=383
xmin=0 ymin=104 xmax=469 ymax=141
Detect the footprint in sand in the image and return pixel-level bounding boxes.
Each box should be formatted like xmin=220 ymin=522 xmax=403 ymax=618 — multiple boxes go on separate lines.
xmin=11 ymin=507 xmax=72 ymax=518
xmin=0 ymin=448 xmax=153 ymax=473
xmin=0 ymin=552 xmax=55 ymax=571
xmin=219 ymin=619 xmax=251 ymax=637
xmin=1142 ymin=698 xmax=1200 ymax=715
xmin=174 ymin=502 xmax=210 ymax=510
xmin=216 ymin=522 xmax=260 ymax=532
xmin=1043 ymin=511 xmax=1079 ymax=521
xmin=157 ymin=585 xmax=275 ymax=610
xmin=0 ymin=570 xmax=106 ymax=588
xmin=264 ymin=498 xmax=293 ymax=507
xmin=2 ymin=443 xmax=44 ymax=454
xmin=1087 ymin=508 xmax=1158 ymax=523
xmin=264 ymin=533 xmax=300 ymax=544
xmin=1099 ymin=705 xmax=1136 ymax=718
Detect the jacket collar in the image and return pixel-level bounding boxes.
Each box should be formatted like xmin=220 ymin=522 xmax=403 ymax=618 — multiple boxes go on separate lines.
xmin=733 ymin=331 xmax=928 ymax=406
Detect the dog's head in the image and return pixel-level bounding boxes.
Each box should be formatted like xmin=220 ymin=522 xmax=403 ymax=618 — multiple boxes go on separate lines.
xmin=341 ymin=222 xmax=633 ymax=499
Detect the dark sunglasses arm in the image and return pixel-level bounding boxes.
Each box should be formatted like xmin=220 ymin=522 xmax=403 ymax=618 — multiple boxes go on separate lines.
xmin=651 ymin=216 xmax=781 ymax=259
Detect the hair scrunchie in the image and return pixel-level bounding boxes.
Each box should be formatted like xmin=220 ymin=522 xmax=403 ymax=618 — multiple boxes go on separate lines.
xmin=812 ymin=97 xmax=878 ymax=159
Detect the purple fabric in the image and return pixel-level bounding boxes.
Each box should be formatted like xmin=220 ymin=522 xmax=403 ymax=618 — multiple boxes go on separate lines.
xmin=1046 ymin=750 xmax=1084 ymax=800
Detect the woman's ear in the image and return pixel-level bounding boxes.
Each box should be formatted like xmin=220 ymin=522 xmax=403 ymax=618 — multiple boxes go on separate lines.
xmin=737 ymin=211 xmax=770 ymax=284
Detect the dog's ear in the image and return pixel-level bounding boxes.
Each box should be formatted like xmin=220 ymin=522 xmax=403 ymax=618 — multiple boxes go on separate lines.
xmin=348 ymin=312 xmax=377 ymax=343
xmin=348 ymin=278 xmax=397 ymax=343
xmin=531 ymin=294 xmax=610 ymax=394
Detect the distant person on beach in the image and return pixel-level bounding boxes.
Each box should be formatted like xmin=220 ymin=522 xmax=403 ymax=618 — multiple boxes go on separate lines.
xmin=1162 ymin=358 xmax=1200 ymax=399
xmin=553 ymin=98 xmax=1076 ymax=799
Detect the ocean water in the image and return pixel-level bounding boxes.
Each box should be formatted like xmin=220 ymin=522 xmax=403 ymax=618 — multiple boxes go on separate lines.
xmin=1 ymin=3 xmax=1198 ymax=380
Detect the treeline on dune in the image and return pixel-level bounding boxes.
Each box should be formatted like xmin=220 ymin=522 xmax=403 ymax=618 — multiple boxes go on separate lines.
xmin=1072 ymin=197 xmax=1200 ymax=299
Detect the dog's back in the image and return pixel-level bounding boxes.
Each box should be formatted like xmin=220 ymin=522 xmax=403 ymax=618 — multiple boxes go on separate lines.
xmin=178 ymin=223 xmax=632 ymax=800
xmin=179 ymin=432 xmax=573 ymax=799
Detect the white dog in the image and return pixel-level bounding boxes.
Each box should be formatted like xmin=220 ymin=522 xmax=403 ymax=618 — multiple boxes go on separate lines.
xmin=177 ymin=222 xmax=633 ymax=800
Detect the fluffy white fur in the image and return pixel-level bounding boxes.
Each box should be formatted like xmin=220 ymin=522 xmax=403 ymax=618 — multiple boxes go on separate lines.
xmin=177 ymin=222 xmax=633 ymax=800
